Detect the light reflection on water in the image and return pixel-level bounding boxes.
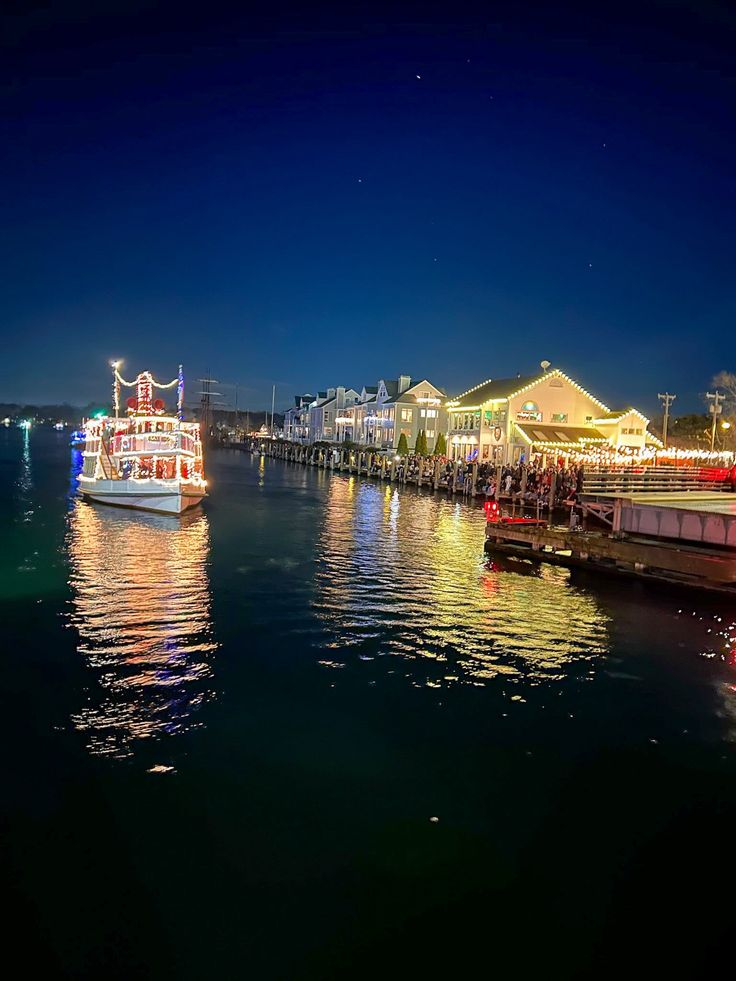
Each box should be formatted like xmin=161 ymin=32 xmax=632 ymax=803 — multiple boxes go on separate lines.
xmin=314 ymin=477 xmax=610 ymax=685
xmin=67 ymin=502 xmax=217 ymax=759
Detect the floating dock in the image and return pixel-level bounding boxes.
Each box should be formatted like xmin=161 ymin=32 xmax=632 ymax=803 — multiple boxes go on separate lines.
xmin=485 ymin=492 xmax=736 ymax=592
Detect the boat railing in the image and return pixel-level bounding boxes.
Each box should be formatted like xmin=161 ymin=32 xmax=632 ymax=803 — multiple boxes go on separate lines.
xmin=110 ymin=432 xmax=196 ymax=455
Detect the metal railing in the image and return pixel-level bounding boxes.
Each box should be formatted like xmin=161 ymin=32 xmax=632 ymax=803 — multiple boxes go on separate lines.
xmin=581 ymin=466 xmax=731 ymax=495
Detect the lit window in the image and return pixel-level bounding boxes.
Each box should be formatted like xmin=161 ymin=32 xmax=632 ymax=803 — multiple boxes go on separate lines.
xmin=517 ymin=401 xmax=542 ymax=422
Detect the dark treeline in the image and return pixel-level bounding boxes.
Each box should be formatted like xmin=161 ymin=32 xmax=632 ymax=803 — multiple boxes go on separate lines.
xmin=0 ymin=402 xmax=95 ymax=424
xmin=0 ymin=402 xmax=284 ymax=430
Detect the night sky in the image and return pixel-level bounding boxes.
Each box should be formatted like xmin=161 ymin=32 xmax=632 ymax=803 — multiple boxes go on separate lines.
xmin=2 ymin=2 xmax=734 ymax=412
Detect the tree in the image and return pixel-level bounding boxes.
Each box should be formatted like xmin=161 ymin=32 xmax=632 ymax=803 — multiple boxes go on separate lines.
xmin=415 ymin=429 xmax=428 ymax=456
xmin=712 ymin=372 xmax=736 ymax=432
xmin=396 ymin=432 xmax=409 ymax=455
xmin=435 ymin=432 xmax=447 ymax=456
xmin=669 ymin=413 xmax=710 ymax=448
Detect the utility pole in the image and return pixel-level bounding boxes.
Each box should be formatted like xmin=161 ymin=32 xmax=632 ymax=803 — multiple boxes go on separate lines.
xmin=706 ymin=390 xmax=724 ymax=452
xmin=270 ymin=384 xmax=276 ymax=438
xmin=658 ymin=392 xmax=676 ymax=448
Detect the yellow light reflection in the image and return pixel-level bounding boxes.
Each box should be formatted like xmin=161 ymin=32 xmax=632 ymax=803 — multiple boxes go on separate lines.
xmin=67 ymin=502 xmax=217 ymax=759
xmin=314 ymin=478 xmax=609 ymax=685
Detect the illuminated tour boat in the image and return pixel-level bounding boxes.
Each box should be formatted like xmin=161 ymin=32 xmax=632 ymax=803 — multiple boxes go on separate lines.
xmin=78 ymin=363 xmax=207 ymax=514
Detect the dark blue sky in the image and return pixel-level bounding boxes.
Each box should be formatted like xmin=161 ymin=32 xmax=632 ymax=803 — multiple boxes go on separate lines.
xmin=2 ymin=1 xmax=734 ymax=412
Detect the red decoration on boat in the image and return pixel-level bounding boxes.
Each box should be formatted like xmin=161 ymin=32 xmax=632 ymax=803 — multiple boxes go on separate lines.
xmin=153 ymin=398 xmax=165 ymax=413
xmin=126 ymin=396 xmax=137 ymax=410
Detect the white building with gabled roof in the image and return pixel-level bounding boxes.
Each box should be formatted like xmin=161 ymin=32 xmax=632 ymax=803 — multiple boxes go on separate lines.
xmin=445 ymin=367 xmax=660 ymax=463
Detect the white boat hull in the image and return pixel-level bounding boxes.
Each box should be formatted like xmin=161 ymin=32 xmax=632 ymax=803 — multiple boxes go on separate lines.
xmin=80 ymin=478 xmax=206 ymax=514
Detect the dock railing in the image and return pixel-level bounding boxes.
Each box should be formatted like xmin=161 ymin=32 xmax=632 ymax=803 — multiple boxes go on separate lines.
xmin=581 ymin=465 xmax=731 ymax=496
xmin=579 ymin=465 xmax=732 ymax=528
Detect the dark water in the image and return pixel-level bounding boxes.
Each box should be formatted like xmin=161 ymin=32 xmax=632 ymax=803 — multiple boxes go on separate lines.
xmin=3 ymin=428 xmax=736 ymax=977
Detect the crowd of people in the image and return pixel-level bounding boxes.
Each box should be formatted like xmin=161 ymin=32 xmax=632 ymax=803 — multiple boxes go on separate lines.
xmin=383 ymin=455 xmax=585 ymax=511
xmin=476 ymin=461 xmax=584 ymax=509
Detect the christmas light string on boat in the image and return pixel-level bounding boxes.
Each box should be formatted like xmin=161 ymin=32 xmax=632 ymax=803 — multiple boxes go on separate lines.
xmin=110 ymin=363 xmax=182 ymax=417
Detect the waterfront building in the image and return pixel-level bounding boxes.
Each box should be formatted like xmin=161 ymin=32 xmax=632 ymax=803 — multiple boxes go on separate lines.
xmin=308 ymin=387 xmax=360 ymax=443
xmin=335 ymin=375 xmax=447 ymax=451
xmin=283 ymin=394 xmax=314 ymax=443
xmin=445 ymin=367 xmax=661 ymax=464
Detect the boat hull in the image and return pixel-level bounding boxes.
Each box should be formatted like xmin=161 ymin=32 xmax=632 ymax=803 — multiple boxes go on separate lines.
xmin=80 ymin=478 xmax=205 ymax=514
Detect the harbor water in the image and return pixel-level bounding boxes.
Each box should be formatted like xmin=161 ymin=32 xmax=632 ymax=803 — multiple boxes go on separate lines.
xmin=3 ymin=427 xmax=736 ymax=977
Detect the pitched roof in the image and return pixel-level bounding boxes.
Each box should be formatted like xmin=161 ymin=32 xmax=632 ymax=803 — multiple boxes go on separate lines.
xmin=448 ymin=368 xmax=609 ymax=412
xmin=448 ymin=375 xmax=540 ymax=407
xmin=406 ymin=379 xmax=446 ymax=396
xmin=364 ymin=386 xmax=378 ymax=395
xmin=593 ymin=407 xmax=651 ymax=424
xmin=381 ymin=380 xmax=400 ymax=397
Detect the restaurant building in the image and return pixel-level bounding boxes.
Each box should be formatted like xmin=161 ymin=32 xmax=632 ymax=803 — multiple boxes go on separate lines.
xmin=445 ymin=367 xmax=660 ymax=464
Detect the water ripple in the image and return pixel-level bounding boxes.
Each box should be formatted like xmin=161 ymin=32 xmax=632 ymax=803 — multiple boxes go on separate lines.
xmin=311 ymin=479 xmax=608 ymax=684
xmin=66 ymin=502 xmax=217 ymax=759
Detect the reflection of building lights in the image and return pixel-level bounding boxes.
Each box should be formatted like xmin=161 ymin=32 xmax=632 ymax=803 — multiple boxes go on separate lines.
xmin=313 ymin=477 xmax=609 ymax=685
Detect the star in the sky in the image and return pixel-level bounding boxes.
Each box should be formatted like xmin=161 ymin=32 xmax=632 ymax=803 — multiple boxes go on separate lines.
xmin=416 ymin=74 xmax=421 ymax=79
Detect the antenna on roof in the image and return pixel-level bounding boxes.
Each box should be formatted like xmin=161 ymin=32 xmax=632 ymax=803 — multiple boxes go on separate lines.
xmin=540 ymin=360 xmax=551 ymax=372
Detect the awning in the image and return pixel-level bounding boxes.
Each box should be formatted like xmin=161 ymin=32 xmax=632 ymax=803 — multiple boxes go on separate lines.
xmin=514 ymin=423 xmax=609 ymax=447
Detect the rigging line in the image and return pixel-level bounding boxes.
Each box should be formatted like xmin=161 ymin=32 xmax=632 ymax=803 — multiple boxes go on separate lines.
xmin=115 ymin=370 xmax=178 ymax=389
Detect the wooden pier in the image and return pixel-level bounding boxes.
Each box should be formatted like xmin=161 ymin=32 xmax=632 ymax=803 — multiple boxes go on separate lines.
xmin=230 ymin=439 xmax=489 ymax=498
xmin=484 ymin=519 xmax=736 ymax=591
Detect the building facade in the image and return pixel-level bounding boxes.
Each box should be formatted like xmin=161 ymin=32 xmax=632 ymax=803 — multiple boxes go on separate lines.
xmin=309 ymin=387 xmax=360 ymax=443
xmin=284 ymin=374 xmax=447 ymax=452
xmin=334 ymin=376 xmax=447 ymax=451
xmin=445 ymin=368 xmax=660 ymax=464
xmin=283 ymin=394 xmax=314 ymax=443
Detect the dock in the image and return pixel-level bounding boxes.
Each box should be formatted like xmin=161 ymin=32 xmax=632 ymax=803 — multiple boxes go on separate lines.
xmin=228 ymin=438 xmax=493 ymax=498
xmin=485 ymin=492 xmax=736 ymax=592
